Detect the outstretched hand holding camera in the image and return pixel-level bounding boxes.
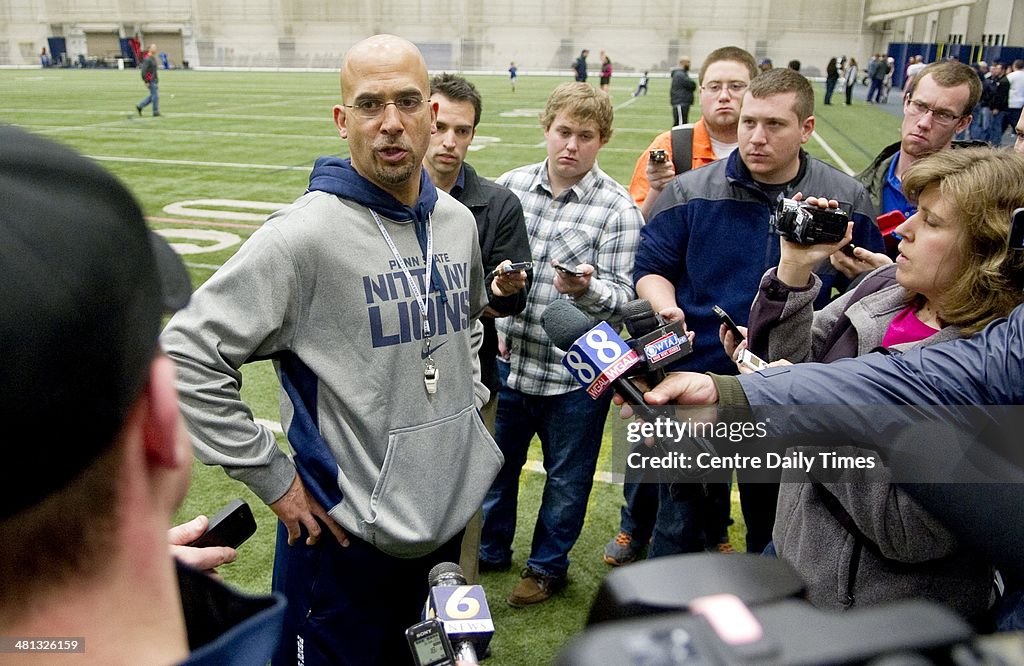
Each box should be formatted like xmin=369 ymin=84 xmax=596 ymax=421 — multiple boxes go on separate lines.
xmin=776 ymin=192 xmax=854 ymax=288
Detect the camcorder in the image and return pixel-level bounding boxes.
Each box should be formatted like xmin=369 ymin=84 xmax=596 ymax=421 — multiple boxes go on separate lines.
xmin=771 ymin=197 xmax=849 ymax=245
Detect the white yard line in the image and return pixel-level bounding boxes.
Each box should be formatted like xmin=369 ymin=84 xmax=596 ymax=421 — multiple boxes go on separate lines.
xmin=811 ymin=131 xmax=854 ymax=175
xmin=88 ymin=155 xmax=312 ymax=171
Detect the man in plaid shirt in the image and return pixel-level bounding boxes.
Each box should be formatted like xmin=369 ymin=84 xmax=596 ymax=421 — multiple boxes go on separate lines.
xmin=479 ymin=82 xmax=643 ymax=606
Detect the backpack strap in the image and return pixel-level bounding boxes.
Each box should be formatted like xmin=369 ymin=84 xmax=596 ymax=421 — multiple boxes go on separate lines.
xmin=670 ymin=125 xmax=694 ymax=174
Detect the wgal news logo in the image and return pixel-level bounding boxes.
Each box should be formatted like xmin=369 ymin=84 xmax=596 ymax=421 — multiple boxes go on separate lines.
xmin=560 ymin=321 xmax=640 ymax=398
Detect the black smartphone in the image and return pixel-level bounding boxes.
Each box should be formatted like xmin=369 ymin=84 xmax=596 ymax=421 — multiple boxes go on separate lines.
xmin=490 ymin=260 xmax=533 ymax=278
xmin=649 ymin=148 xmax=668 ymax=163
xmin=187 ymin=498 xmax=257 ymax=549
xmin=713 ymin=305 xmax=745 ymax=344
xmin=552 ymin=261 xmax=584 ymax=278
xmin=1009 ymin=207 xmax=1024 ymax=250
xmin=405 ymin=618 xmax=456 ymax=666
xmin=840 ymin=242 xmax=857 ymax=257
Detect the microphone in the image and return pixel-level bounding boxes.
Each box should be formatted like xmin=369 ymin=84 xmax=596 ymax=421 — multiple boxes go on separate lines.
xmin=620 ymin=299 xmax=691 ymax=385
xmin=541 ymin=300 xmax=658 ymax=420
xmin=425 ymin=562 xmax=494 ymax=665
xmin=541 ymin=300 xmax=717 ymax=467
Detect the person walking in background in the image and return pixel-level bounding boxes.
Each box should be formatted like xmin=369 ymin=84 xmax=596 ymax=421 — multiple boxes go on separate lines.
xmin=135 ymin=44 xmax=160 ymax=117
xmin=509 ymin=61 xmax=518 ymax=92
xmin=633 ymin=71 xmax=649 ymax=97
xmin=600 ymin=53 xmax=613 ymax=92
xmin=670 ymin=57 xmax=696 ymax=125
xmin=866 ymin=54 xmax=885 ymax=103
xmin=824 ymin=57 xmax=840 ymax=105
xmin=573 ymin=49 xmax=589 ymax=82
xmin=844 ymin=57 xmax=859 ymax=105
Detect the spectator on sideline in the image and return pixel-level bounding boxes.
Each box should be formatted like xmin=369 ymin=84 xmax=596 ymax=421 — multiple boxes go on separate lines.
xmin=573 ymin=49 xmax=589 ymax=82
xmin=162 ymin=34 xmax=501 ymax=665
xmin=844 ymin=57 xmax=859 ymax=105
xmin=0 ymin=125 xmax=285 ymax=665
xmin=478 ymin=82 xmax=643 ymax=606
xmin=509 ymin=61 xmax=518 ymax=92
xmin=988 ymin=62 xmax=1011 ymax=146
xmin=787 ymin=59 xmax=801 ymax=72
xmin=824 ymin=57 xmax=840 ymax=105
xmin=670 ymin=57 xmax=697 ymax=125
xmin=632 ymin=68 xmax=882 ymax=558
xmin=600 ymin=53 xmax=613 ymax=92
xmin=903 ymin=55 xmax=926 ymax=94
xmin=1002 ymin=59 xmax=1024 ymax=145
xmin=423 ymin=72 xmax=532 ymax=583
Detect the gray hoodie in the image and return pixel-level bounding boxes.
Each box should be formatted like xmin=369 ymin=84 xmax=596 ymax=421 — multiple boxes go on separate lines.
xmin=162 ymin=161 xmax=503 ymax=558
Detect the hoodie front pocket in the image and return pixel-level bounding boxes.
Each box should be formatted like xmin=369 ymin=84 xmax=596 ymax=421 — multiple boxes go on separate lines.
xmin=363 ymin=405 xmax=503 ymax=558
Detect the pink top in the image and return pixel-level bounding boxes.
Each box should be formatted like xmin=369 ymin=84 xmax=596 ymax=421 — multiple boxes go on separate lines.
xmin=880 ymin=305 xmax=939 ymax=348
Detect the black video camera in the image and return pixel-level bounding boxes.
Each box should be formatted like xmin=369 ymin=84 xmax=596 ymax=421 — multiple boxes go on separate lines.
xmin=771 ymin=198 xmax=848 ymax=245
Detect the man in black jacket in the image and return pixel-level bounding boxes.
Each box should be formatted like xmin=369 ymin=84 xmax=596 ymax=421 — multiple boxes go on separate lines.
xmin=670 ymin=57 xmax=697 ymax=125
xmin=424 ymin=73 xmax=532 ymax=582
xmin=135 ymin=43 xmax=160 ymax=117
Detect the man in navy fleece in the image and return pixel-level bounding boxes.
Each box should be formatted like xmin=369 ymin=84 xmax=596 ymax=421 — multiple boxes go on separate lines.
xmin=632 ymin=67 xmax=883 ymax=559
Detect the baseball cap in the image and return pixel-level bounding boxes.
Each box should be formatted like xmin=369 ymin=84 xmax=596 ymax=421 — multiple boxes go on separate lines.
xmin=0 ymin=125 xmax=191 ymax=518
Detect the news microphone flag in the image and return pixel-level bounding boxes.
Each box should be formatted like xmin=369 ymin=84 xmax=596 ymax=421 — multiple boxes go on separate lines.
xmin=425 ymin=562 xmax=494 ymax=657
xmin=560 ymin=320 xmax=642 ymax=399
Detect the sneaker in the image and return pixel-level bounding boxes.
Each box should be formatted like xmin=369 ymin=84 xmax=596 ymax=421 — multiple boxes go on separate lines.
xmin=507 ymin=567 xmax=567 ymax=607
xmin=135 ymin=106 xmax=142 ymax=116
xmin=603 ymin=531 xmax=642 ymax=566
xmin=153 ymin=112 xmax=161 ymax=117
xmin=478 ymin=558 xmax=512 ymax=573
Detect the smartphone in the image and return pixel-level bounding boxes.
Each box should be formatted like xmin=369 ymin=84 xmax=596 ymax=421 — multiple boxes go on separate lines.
xmin=738 ymin=349 xmax=768 ymax=372
xmin=649 ymin=148 xmax=668 ymax=164
xmin=187 ymin=498 xmax=257 ymax=549
xmin=490 ymin=260 xmax=533 ymax=278
xmin=840 ymin=242 xmax=857 ymax=257
xmin=405 ymin=618 xmax=456 ymax=666
xmin=1009 ymin=208 xmax=1024 ymax=250
xmin=552 ymin=261 xmax=584 ymax=278
xmin=712 ymin=305 xmax=745 ymax=344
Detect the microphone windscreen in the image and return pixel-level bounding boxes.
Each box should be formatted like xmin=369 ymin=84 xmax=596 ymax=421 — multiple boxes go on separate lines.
xmin=541 ymin=300 xmax=595 ymax=351
xmin=428 ymin=561 xmax=467 ymax=587
xmin=620 ymin=299 xmax=660 ymax=338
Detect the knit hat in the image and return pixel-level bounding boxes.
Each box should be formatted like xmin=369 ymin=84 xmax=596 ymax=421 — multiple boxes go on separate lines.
xmin=0 ymin=125 xmax=191 ymax=518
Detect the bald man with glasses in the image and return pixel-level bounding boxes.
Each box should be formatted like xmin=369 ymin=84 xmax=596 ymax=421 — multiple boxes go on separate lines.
xmin=163 ymin=34 xmax=501 ymax=665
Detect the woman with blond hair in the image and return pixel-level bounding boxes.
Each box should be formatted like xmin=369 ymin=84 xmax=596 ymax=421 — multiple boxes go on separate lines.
xmin=725 ymin=147 xmax=1024 ymax=627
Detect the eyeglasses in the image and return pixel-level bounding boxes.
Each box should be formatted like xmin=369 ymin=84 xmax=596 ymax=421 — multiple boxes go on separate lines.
xmin=701 ymin=81 xmax=749 ymax=95
xmin=343 ymin=96 xmax=427 ymax=119
xmin=903 ymin=96 xmax=963 ymax=126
